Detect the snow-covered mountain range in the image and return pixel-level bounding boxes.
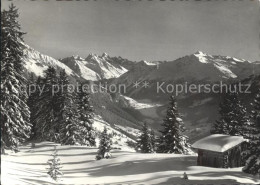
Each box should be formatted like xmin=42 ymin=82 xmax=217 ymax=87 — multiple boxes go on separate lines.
xmin=23 ymin=43 xmax=258 ymax=84
xmin=111 ymin=51 xmax=259 ymax=91
xmin=22 ymin=43 xmax=130 ymax=81
xmin=60 ymin=53 xmax=128 ymax=81
xmin=21 ymin=44 xmax=260 ymax=142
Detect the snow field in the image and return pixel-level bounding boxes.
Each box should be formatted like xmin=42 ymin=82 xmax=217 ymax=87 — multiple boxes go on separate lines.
xmin=2 ymin=141 xmax=259 ymax=185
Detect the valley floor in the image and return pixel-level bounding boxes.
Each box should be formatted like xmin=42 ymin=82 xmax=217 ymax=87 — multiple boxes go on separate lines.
xmin=1 ymin=142 xmax=259 ymax=185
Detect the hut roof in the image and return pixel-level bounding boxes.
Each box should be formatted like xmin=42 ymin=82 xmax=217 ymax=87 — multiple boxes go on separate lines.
xmin=192 ymin=134 xmax=246 ymax=152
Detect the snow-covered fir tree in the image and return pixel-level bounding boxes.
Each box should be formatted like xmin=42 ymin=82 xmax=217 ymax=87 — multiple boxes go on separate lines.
xmin=76 ymin=83 xmax=96 ymax=146
xmin=211 ymin=88 xmax=250 ymax=136
xmin=27 ymin=73 xmax=37 ymax=139
xmin=97 ymin=127 xmax=112 ymax=159
xmin=137 ymin=122 xmax=153 ymax=153
xmin=243 ymin=90 xmax=260 ymax=175
xmin=34 ymin=67 xmax=58 ymax=141
xmin=60 ymin=109 xmax=81 ymax=145
xmin=28 ymin=76 xmax=43 ymax=139
xmin=157 ymin=96 xmax=190 ymax=154
xmin=47 ymin=146 xmax=63 ymax=181
xmin=150 ymin=129 xmax=156 ymax=153
xmin=1 ymin=4 xmax=31 ymax=152
xmin=57 ymin=70 xmax=82 ymax=145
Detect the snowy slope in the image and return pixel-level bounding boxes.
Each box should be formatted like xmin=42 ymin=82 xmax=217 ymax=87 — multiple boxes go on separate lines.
xmin=118 ymin=95 xmax=162 ymax=110
xmin=90 ymin=91 xmax=143 ymax=135
xmin=109 ymin=60 xmax=157 ymax=95
xmin=60 ymin=53 xmax=128 ymax=81
xmin=22 ymin=43 xmax=78 ymax=78
xmin=85 ymin=53 xmax=128 ymax=79
xmin=2 ymin=142 xmax=259 ymax=184
xmin=59 ymin=56 xmax=101 ymax=81
xmin=93 ymin=114 xmax=136 ymax=151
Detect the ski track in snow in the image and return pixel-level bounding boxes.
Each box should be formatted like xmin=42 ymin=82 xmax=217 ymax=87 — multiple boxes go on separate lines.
xmin=2 ymin=142 xmax=259 ymax=185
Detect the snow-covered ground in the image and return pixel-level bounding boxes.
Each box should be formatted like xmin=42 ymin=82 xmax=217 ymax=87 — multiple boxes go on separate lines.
xmin=2 ymin=142 xmax=259 ymax=185
xmin=93 ymin=114 xmax=136 ymax=152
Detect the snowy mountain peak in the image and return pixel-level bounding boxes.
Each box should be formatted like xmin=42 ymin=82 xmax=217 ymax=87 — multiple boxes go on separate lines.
xmin=224 ymin=56 xmax=248 ymax=63
xmin=139 ymin=60 xmax=149 ymax=65
xmin=193 ymin=51 xmax=209 ymax=63
xmin=194 ymin=51 xmax=206 ymax=55
xmin=59 ymin=52 xmax=128 ymax=81
xmin=72 ymin=55 xmax=84 ymax=61
xmin=193 ymin=51 xmax=249 ymax=64
xmin=89 ymin=53 xmax=96 ymax=57
xmin=86 ymin=53 xmax=98 ymax=61
xmin=101 ymin=52 xmax=109 ymax=59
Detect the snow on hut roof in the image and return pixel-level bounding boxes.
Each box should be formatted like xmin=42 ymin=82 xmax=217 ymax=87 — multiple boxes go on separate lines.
xmin=192 ymin=134 xmax=246 ymax=152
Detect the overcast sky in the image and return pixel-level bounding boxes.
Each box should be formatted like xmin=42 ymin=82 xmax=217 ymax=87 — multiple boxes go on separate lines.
xmin=2 ymin=0 xmax=259 ymax=62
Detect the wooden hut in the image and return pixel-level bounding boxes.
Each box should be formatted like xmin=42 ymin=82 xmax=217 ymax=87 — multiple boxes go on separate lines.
xmin=192 ymin=134 xmax=247 ymax=168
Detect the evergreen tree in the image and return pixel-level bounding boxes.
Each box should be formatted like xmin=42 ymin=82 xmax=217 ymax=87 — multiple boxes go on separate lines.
xmin=34 ymin=67 xmax=58 ymax=141
xmin=97 ymin=127 xmax=112 ymax=159
xmin=57 ymin=70 xmax=81 ymax=145
xmin=211 ymin=88 xmax=250 ymax=136
xmin=76 ymin=83 xmax=96 ymax=146
xmin=157 ymin=96 xmax=190 ymax=154
xmin=47 ymin=146 xmax=63 ymax=181
xmin=150 ymin=129 xmax=156 ymax=153
xmin=27 ymin=73 xmax=37 ymax=139
xmin=137 ymin=123 xmax=152 ymax=153
xmin=1 ymin=4 xmax=31 ymax=152
xmin=59 ymin=107 xmax=81 ymax=145
xmin=29 ymin=76 xmax=43 ymax=139
xmin=243 ymin=91 xmax=260 ymax=175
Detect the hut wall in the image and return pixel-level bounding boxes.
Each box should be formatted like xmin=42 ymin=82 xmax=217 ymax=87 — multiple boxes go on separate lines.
xmin=197 ymin=142 xmax=246 ymax=168
xmin=197 ymin=149 xmax=223 ymax=168
xmin=223 ymin=143 xmax=245 ymax=168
